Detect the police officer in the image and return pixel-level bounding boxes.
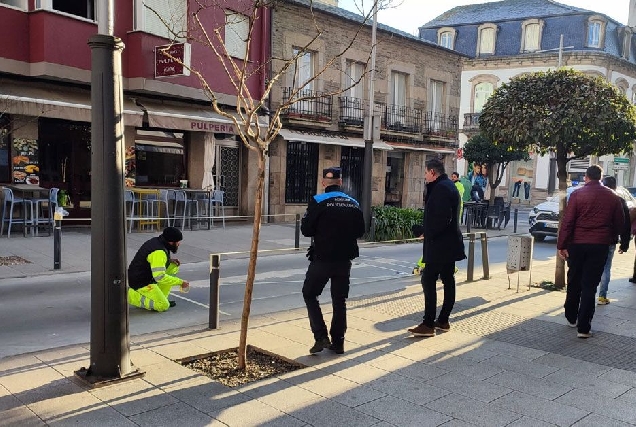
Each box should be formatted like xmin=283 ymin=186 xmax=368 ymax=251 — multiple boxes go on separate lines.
xmin=301 ymin=166 xmax=365 ymax=355
xmin=127 ymin=227 xmax=190 ymax=312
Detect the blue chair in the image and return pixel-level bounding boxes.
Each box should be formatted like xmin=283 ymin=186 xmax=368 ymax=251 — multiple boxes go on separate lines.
xmin=210 ymin=190 xmax=226 ymax=229
xmin=149 ymin=189 xmax=175 ymax=228
xmin=124 ymin=190 xmax=147 ymax=233
xmin=33 ymin=187 xmax=59 ymax=235
xmin=1 ymin=188 xmax=35 ymax=238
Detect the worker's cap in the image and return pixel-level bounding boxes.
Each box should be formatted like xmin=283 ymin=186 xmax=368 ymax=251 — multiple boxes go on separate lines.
xmin=323 ymin=167 xmax=341 ymax=179
xmin=162 ymin=227 xmax=183 ymax=242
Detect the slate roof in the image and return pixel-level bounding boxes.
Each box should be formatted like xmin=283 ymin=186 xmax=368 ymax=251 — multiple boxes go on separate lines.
xmin=285 ymin=0 xmax=459 ymax=53
xmin=421 ymin=0 xmax=597 ymax=28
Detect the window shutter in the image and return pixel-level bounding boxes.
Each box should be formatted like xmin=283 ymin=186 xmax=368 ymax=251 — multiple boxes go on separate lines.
xmin=142 ymin=0 xmax=187 ymax=41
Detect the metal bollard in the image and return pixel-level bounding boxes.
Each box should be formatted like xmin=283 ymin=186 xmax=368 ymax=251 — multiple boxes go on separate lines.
xmin=370 ymin=216 xmax=376 ymax=242
xmin=513 ymin=208 xmax=518 ymax=233
xmin=466 ymin=233 xmax=475 ymax=282
xmin=466 ymin=209 xmax=472 ymax=233
xmin=209 ymin=254 xmax=221 ymax=329
xmin=480 ymin=232 xmax=490 ymax=279
xmin=53 ymin=218 xmax=61 ymax=270
xmin=294 ymin=213 xmax=300 ymax=249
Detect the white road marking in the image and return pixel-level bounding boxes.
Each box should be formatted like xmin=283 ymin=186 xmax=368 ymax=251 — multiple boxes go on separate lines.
xmin=171 ymin=293 xmax=231 ymax=316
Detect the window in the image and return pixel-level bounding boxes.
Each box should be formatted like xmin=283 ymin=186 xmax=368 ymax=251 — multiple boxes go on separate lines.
xmin=586 ymin=16 xmax=606 ymax=48
xmin=134 ymin=0 xmax=187 ymax=41
xmin=474 ymin=82 xmax=494 ymax=113
xmin=622 ymin=28 xmax=632 ymax=60
xmin=588 ymin=22 xmax=601 ymax=47
xmin=521 ymin=19 xmax=543 ymax=52
xmin=615 ymin=79 xmax=628 ymax=95
xmin=134 ymin=130 xmax=186 ymax=187
xmin=437 ymin=27 xmax=456 ymax=50
xmin=391 ymin=71 xmax=407 ymax=106
xmin=293 ymin=48 xmax=314 ymax=90
xmin=1 ymin=0 xmax=27 ymax=9
xmin=0 ymin=115 xmax=10 ymax=183
xmin=477 ymin=24 xmax=497 ymax=55
xmin=51 ymin=0 xmax=94 ymax=19
xmin=345 ymin=60 xmax=365 ymax=99
xmin=285 ymin=141 xmax=318 ymax=204
xmin=428 ymin=80 xmax=445 ymax=131
xmin=225 ymin=10 xmax=249 ymax=58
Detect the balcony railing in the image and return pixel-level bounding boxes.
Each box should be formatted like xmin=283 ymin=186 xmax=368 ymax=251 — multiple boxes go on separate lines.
xmin=338 ymin=96 xmax=365 ymax=127
xmin=379 ymin=103 xmax=423 ymax=134
xmin=463 ymin=113 xmax=481 ymax=130
xmin=282 ymin=87 xmax=333 ymax=122
xmin=423 ymin=112 xmax=458 ymax=139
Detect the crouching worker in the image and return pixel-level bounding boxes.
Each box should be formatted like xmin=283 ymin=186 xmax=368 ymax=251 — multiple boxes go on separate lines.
xmin=127 ymin=227 xmax=190 ymax=312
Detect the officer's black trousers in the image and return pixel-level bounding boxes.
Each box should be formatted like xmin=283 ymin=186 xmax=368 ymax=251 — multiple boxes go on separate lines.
xmin=302 ymin=260 xmax=352 ymax=343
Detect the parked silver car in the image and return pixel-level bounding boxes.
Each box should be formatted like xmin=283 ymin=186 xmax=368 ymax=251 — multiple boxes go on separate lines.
xmin=528 ymin=186 xmax=636 ymax=242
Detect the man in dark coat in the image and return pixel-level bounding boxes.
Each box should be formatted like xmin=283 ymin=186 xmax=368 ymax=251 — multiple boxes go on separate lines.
xmin=408 ymin=158 xmax=466 ymax=337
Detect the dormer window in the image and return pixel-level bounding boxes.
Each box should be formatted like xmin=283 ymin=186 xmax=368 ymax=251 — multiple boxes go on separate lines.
xmin=477 ymin=23 xmax=497 ymax=55
xmin=437 ymin=27 xmax=456 ymax=50
xmin=622 ymin=27 xmax=632 ymax=60
xmin=586 ymin=16 xmax=606 ymax=48
xmin=521 ymin=19 xmax=544 ymax=52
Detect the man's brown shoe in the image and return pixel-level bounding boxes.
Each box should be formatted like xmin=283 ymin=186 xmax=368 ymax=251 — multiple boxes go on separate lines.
xmin=434 ymin=320 xmax=450 ymax=331
xmin=408 ymin=323 xmax=435 ymax=337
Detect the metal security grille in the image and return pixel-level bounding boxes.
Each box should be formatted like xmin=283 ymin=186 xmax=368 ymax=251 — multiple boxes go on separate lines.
xmin=340 ymin=146 xmax=364 ymax=202
xmin=285 ymin=141 xmax=318 ymax=204
xmin=219 ymin=146 xmax=239 ymax=207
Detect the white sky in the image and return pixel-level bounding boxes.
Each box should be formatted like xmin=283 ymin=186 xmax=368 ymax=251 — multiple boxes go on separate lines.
xmin=338 ymin=0 xmax=629 ymax=35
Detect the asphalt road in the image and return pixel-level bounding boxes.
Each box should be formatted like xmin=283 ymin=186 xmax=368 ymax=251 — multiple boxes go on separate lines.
xmin=0 ymin=237 xmax=557 ymax=358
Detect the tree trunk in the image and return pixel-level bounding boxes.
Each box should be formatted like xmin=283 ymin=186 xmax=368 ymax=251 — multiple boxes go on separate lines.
xmin=237 ymin=149 xmax=266 ymax=370
xmin=554 ymin=155 xmax=568 ymax=289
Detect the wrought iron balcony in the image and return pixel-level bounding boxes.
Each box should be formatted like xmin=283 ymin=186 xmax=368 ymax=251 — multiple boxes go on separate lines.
xmin=379 ymin=103 xmax=423 ymax=134
xmin=282 ymin=87 xmax=333 ymax=123
xmin=463 ymin=113 xmax=481 ymax=131
xmin=338 ymin=96 xmax=365 ymax=127
xmin=423 ymin=112 xmax=458 ymax=140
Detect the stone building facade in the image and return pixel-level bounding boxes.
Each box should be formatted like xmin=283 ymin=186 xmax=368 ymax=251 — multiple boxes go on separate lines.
xmin=268 ymin=0 xmax=463 ymax=220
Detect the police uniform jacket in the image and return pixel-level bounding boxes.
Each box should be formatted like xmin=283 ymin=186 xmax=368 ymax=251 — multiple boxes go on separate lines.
xmin=301 ymin=185 xmax=365 ymax=262
xmin=422 ymin=174 xmax=466 ymax=264
xmin=128 ymin=236 xmax=182 ymax=290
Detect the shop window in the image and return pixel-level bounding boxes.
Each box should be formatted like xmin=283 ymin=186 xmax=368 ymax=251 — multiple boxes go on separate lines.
xmin=437 ymin=27 xmax=456 ymax=50
xmin=134 ymin=0 xmax=187 ymax=41
xmin=225 ymin=10 xmax=249 ymax=58
xmin=285 ymin=141 xmax=318 ymax=204
xmin=340 ymin=146 xmax=363 ymax=202
xmin=134 ymin=130 xmax=186 ymax=187
xmin=0 ymin=115 xmax=10 ymax=183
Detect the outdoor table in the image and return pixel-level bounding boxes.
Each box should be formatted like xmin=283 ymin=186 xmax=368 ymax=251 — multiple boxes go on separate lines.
xmin=7 ymin=184 xmax=48 ymax=237
xmin=463 ymin=201 xmax=489 ymax=228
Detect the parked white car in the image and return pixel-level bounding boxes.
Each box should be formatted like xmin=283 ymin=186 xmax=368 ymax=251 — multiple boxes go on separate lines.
xmin=528 ymin=185 xmax=636 ymax=242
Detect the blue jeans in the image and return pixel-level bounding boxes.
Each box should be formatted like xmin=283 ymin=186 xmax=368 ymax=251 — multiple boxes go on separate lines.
xmin=598 ymin=244 xmax=616 ymax=298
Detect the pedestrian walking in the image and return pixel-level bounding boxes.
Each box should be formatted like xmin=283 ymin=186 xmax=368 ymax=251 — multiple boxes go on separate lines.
xmin=127 ymin=227 xmax=190 ymax=312
xmin=408 ymin=158 xmax=466 ymax=337
xmin=301 ymin=167 xmax=365 ymax=355
xmin=597 ymin=176 xmax=630 ymax=305
xmin=557 ymin=165 xmax=625 ymax=338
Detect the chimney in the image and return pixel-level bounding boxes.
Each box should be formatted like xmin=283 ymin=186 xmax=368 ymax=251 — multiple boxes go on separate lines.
xmin=315 ymin=0 xmax=338 ymax=6
xmin=630 ymin=0 xmax=636 ymax=27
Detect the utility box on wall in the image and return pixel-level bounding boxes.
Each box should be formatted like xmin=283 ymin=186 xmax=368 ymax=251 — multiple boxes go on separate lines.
xmin=507 ymin=234 xmax=534 ymax=274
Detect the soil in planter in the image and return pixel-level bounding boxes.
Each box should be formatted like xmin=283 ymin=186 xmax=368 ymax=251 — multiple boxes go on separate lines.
xmin=180 ymin=346 xmax=306 ymax=387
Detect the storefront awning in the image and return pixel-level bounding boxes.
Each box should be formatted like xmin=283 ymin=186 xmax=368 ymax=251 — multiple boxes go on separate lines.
xmin=0 ymin=85 xmax=143 ymax=126
xmin=278 ymin=129 xmax=393 ymax=151
xmin=138 ymin=100 xmax=240 ymax=134
xmin=386 ymin=142 xmax=456 ymax=154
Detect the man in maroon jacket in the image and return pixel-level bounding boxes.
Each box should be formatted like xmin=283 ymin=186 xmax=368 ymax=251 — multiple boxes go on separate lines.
xmin=557 ymin=165 xmax=625 ymax=339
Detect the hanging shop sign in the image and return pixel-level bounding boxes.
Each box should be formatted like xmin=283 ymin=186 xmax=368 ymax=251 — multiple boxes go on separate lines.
xmin=155 ymin=43 xmax=191 ymax=78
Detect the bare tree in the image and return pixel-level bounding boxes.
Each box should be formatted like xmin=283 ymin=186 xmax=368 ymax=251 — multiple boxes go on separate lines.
xmin=148 ymin=0 xmax=390 ymax=369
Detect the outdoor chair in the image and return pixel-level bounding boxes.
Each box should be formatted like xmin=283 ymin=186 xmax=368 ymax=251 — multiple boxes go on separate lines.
xmin=33 ymin=187 xmax=59 ymax=235
xmin=124 ymin=190 xmax=147 ymax=233
xmin=210 ymin=189 xmax=226 ymax=229
xmin=1 ymin=188 xmax=35 ymax=238
xmin=149 ymin=189 xmax=175 ymax=228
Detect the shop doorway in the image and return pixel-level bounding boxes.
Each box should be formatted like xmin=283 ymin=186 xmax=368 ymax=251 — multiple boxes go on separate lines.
xmin=213 ymin=140 xmax=240 ymax=213
xmin=385 ymin=151 xmax=404 ymax=206
xmin=38 ymin=118 xmax=92 ymax=218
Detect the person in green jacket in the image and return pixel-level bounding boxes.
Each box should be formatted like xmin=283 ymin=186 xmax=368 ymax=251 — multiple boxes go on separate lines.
xmin=127 ymin=227 xmax=190 ymax=312
xmin=451 ymin=172 xmax=465 ymax=222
